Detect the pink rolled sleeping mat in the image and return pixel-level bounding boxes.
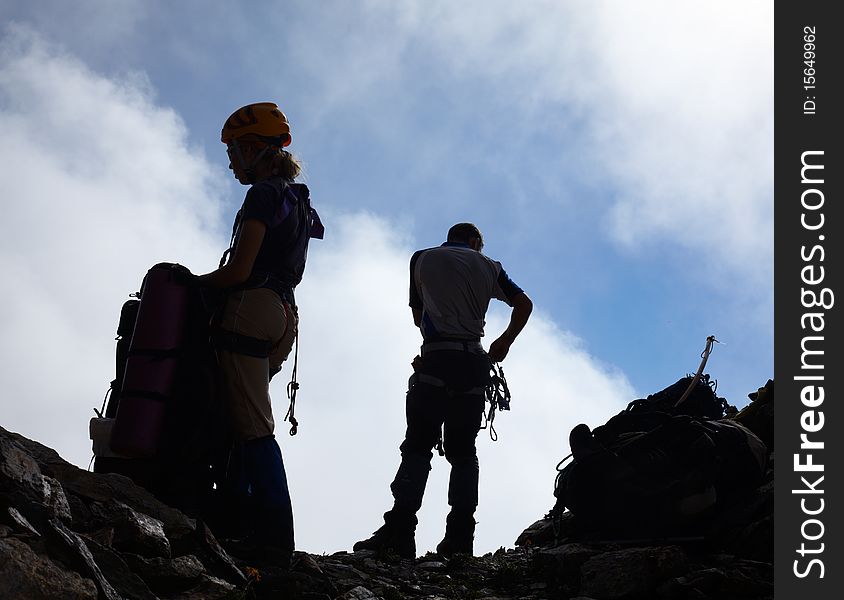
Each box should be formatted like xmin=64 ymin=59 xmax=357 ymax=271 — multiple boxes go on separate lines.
xmin=110 ymin=263 xmax=190 ymax=457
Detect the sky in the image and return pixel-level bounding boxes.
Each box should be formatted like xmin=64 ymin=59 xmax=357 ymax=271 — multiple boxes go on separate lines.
xmin=0 ymin=1 xmax=772 ymax=556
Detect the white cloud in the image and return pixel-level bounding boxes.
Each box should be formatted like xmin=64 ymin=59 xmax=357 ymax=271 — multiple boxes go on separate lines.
xmin=590 ymin=3 xmax=774 ymax=272
xmin=429 ymin=2 xmax=773 ymax=278
xmin=286 ymin=1 xmax=773 ymax=283
xmin=0 ymin=26 xmax=228 ymax=462
xmin=0 ymin=27 xmax=636 ymax=556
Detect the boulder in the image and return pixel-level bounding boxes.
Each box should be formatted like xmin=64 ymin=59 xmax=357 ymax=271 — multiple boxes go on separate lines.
xmin=122 ymin=553 xmax=205 ymax=594
xmin=0 ymin=536 xmax=98 ymax=600
xmin=81 ymin=535 xmax=159 ymax=600
xmin=579 ymin=546 xmax=689 ymax=599
xmin=90 ymin=500 xmax=171 ymax=558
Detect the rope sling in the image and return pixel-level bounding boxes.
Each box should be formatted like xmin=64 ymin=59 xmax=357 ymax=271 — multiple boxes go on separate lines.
xmin=431 ymin=360 xmax=513 ymax=456
xmin=482 ymin=362 xmax=512 ymax=442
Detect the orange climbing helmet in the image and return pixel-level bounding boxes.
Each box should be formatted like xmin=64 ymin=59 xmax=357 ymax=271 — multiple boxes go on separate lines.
xmin=221 ymin=102 xmax=292 ymax=147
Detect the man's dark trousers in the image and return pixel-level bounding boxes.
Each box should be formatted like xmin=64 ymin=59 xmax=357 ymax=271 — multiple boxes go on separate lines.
xmin=387 ymin=349 xmax=490 ymax=529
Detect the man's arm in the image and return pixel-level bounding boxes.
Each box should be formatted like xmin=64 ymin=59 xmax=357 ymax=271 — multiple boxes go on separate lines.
xmin=488 ymin=292 xmax=533 ymax=362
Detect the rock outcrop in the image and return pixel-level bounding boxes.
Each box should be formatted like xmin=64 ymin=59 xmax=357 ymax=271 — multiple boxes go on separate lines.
xmin=1 ymin=379 xmax=773 ymax=599
xmin=1 ymin=426 xmax=242 ymax=599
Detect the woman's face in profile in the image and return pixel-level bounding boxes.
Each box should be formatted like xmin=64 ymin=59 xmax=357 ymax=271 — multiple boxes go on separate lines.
xmin=227 ymin=143 xmax=256 ymax=185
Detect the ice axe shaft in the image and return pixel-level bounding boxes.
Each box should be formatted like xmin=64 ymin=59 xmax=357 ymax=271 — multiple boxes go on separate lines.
xmin=674 ymin=335 xmax=719 ymax=408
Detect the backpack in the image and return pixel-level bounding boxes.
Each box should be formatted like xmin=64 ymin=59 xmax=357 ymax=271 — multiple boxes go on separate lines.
xmin=90 ymin=263 xmax=228 ymax=515
xmin=731 ymin=379 xmax=774 ymax=451
xmin=631 ymin=373 xmax=730 ymax=419
xmin=552 ymin=377 xmax=766 ymax=537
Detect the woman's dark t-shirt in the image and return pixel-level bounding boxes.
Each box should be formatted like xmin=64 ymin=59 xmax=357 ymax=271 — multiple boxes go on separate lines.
xmin=236 ymin=177 xmax=312 ymax=302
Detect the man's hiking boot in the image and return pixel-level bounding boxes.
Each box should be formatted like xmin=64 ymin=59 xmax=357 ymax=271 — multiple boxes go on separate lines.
xmin=354 ymin=510 xmax=417 ymax=559
xmin=436 ymin=510 xmax=475 ymax=559
xmin=353 ymin=524 xmax=416 ymax=559
xmin=435 ymin=534 xmax=473 ymax=559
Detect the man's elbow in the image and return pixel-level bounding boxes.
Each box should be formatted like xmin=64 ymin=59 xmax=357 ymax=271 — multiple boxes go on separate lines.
xmin=514 ymin=293 xmax=533 ymax=314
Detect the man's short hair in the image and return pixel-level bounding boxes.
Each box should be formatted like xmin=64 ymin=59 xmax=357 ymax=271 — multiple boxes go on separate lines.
xmin=447 ymin=222 xmax=483 ymax=245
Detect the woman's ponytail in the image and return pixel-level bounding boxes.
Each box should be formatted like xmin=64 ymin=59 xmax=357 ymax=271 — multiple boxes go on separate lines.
xmin=269 ymin=149 xmax=302 ymax=180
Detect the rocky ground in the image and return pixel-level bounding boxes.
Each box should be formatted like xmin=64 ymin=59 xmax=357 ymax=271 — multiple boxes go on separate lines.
xmin=1 ymin=381 xmax=773 ymax=599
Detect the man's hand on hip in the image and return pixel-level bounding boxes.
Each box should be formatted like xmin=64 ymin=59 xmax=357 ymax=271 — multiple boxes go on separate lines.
xmin=488 ymin=337 xmax=512 ymax=363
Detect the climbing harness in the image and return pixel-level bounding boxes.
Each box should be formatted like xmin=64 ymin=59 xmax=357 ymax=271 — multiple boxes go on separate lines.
xmin=211 ymin=328 xmax=274 ymax=358
xmin=420 ymin=340 xmax=486 ymax=355
xmin=407 ymin=370 xmax=487 ymax=457
xmin=409 ymin=357 xmax=514 ymax=454
xmin=210 ymin=296 xmax=302 ymax=437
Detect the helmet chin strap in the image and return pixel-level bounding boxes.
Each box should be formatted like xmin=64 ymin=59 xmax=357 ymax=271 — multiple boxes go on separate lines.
xmin=231 ymin=138 xmax=273 ymax=184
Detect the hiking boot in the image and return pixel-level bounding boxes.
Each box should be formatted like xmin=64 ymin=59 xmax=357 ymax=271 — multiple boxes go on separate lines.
xmin=353 ymin=523 xmax=416 ymax=559
xmin=435 ymin=534 xmax=473 ymax=559
xmin=223 ymin=538 xmax=292 ymax=570
xmin=436 ymin=510 xmax=475 ymax=558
